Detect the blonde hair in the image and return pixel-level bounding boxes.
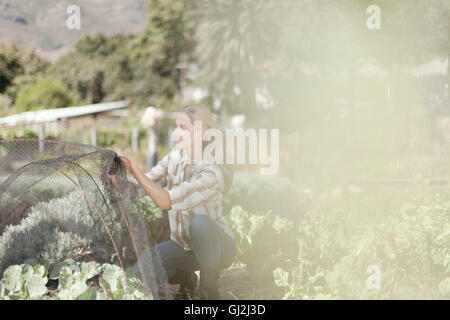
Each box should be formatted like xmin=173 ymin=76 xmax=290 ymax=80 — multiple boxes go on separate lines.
xmin=180 ymin=104 xmax=215 ymax=130
xmin=181 ymin=104 xmax=234 ymax=192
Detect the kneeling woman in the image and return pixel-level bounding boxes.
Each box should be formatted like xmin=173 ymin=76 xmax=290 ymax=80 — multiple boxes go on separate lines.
xmin=119 ymin=104 xmax=236 ymax=300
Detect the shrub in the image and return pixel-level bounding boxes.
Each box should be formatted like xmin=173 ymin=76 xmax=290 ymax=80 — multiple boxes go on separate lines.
xmin=97 ymin=128 xmax=125 ymax=149
xmin=224 ymin=172 xmax=300 ymax=219
xmin=28 ymin=181 xmax=76 ymax=203
xmin=15 ymin=77 xmax=74 ymax=112
xmin=0 ymin=189 xmax=114 ymax=274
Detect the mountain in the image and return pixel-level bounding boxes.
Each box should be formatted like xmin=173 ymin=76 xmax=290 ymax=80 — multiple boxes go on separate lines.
xmin=0 ymin=0 xmax=148 ymax=62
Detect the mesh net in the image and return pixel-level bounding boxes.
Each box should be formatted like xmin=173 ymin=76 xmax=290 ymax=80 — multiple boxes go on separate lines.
xmin=0 ymin=138 xmax=172 ymax=299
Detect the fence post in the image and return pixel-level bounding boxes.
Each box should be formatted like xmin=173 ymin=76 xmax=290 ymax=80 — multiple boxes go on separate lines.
xmin=132 ymin=126 xmax=139 ymax=152
xmin=146 ymin=123 xmax=159 ymax=170
xmin=39 ymin=124 xmax=45 ymax=153
xmin=90 ymin=125 xmax=97 ymax=146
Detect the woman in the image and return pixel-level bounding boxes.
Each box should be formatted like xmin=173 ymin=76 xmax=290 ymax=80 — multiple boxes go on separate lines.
xmin=119 ymin=104 xmax=236 ymax=300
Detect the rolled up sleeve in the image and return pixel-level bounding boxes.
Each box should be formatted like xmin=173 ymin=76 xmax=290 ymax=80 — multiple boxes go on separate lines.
xmin=129 ymin=153 xmax=169 ymax=198
xmin=168 ymin=170 xmax=219 ymax=212
xmin=146 ymin=153 xmax=169 ymax=187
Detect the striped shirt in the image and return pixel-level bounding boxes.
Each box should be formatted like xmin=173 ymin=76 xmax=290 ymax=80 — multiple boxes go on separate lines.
xmin=136 ymin=146 xmax=234 ymax=251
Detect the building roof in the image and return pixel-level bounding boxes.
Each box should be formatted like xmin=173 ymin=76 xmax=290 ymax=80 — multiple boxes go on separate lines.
xmin=0 ymin=100 xmax=129 ymax=127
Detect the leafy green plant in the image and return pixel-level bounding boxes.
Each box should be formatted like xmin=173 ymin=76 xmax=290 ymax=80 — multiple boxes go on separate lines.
xmin=52 ymin=260 xmax=147 ymax=300
xmin=99 ymin=264 xmax=146 ymax=300
xmin=0 ymin=262 xmax=48 ymax=300
xmin=272 ymin=206 xmax=352 ymax=300
xmin=54 ymin=260 xmax=106 ymax=300
xmin=228 ymin=205 xmax=296 ymax=282
xmin=0 ymin=259 xmax=149 ymax=300
xmin=273 ymin=266 xmax=331 ymax=300
xmin=273 ymin=192 xmax=450 ymax=300
xmin=327 ymin=199 xmax=450 ymax=299
xmin=139 ymin=195 xmax=163 ymax=224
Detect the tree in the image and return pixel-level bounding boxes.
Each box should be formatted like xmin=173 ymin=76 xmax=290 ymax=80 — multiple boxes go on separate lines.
xmin=49 ymin=0 xmax=196 ymax=109
xmin=49 ymin=34 xmax=133 ymax=104
xmin=190 ymin=0 xmax=449 ymax=128
xmin=0 ymin=41 xmax=49 ymax=96
xmin=127 ymin=0 xmax=196 ymax=108
xmin=189 ymin=0 xmax=283 ymax=125
xmin=0 ymin=46 xmax=22 ymax=94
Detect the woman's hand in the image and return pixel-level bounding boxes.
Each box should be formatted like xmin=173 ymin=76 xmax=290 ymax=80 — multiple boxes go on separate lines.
xmin=118 ymin=156 xmax=134 ymax=172
xmin=120 ymin=155 xmax=171 ymax=210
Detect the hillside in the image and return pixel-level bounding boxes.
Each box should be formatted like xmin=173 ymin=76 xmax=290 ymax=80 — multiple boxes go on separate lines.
xmin=0 ymin=0 xmax=148 ymax=62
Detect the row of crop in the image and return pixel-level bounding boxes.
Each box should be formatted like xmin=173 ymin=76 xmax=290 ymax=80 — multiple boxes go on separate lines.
xmin=2 ymin=171 xmax=448 ymax=299
xmin=0 ymin=259 xmax=146 ymax=300
xmin=0 ymin=171 xmax=300 ymax=299
xmin=227 ymin=190 xmax=449 ymax=299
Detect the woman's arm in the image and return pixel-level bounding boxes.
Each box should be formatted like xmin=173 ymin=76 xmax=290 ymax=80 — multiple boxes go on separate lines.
xmin=119 ymin=156 xmax=171 ymax=210
xmin=145 ymin=153 xmax=169 ymax=187
xmin=128 ymin=153 xmax=169 ymax=198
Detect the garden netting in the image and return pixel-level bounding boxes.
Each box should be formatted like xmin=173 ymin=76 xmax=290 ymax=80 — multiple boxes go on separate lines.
xmin=0 ymin=138 xmax=172 ymax=299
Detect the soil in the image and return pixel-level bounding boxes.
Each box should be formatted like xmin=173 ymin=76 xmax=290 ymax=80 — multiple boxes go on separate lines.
xmin=218 ymin=264 xmax=284 ymax=300
xmin=168 ymin=263 xmax=285 ymax=300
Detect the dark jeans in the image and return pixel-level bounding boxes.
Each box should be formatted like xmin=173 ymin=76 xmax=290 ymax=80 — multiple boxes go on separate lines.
xmin=135 ymin=214 xmax=236 ymax=292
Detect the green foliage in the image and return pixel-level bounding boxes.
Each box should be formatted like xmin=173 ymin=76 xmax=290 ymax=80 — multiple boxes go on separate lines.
xmin=48 ymin=0 xmax=195 ymax=108
xmin=139 ymin=195 xmax=163 ymax=224
xmin=191 ymin=0 xmax=449 ymax=125
xmin=0 ymin=263 xmax=48 ymax=300
xmin=97 ymin=127 xmax=125 ymax=149
xmin=28 ymin=180 xmax=76 ymax=202
xmin=48 ymin=34 xmax=133 ymax=104
xmin=15 ymin=77 xmax=74 ymax=112
xmin=0 ymin=42 xmax=50 ymax=116
xmin=228 ymin=205 xmax=296 ymax=282
xmin=0 ymin=41 xmax=49 ymax=96
xmin=127 ymin=0 xmax=195 ymax=107
xmin=75 ymin=34 xmax=120 ymax=58
xmin=0 ymin=128 xmax=60 ymax=141
xmin=272 ymin=192 xmax=450 ymax=299
xmin=326 ymin=199 xmax=450 ymax=299
xmin=273 ymin=208 xmax=353 ymax=299
xmin=99 ymin=264 xmax=145 ymax=300
xmin=0 ymin=46 xmax=22 ymax=94
xmin=0 ymin=94 xmax=12 ymax=117
xmin=137 ymin=195 xmax=164 ymax=243
xmin=224 ymin=172 xmax=299 ymax=219
xmin=0 ymin=190 xmax=113 ymax=274
xmin=0 ymin=259 xmax=148 ymax=300
xmin=55 ymin=260 xmax=104 ymax=300
xmin=95 ymin=125 xmax=146 ymax=150
xmin=190 ymin=0 xmax=282 ymax=120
